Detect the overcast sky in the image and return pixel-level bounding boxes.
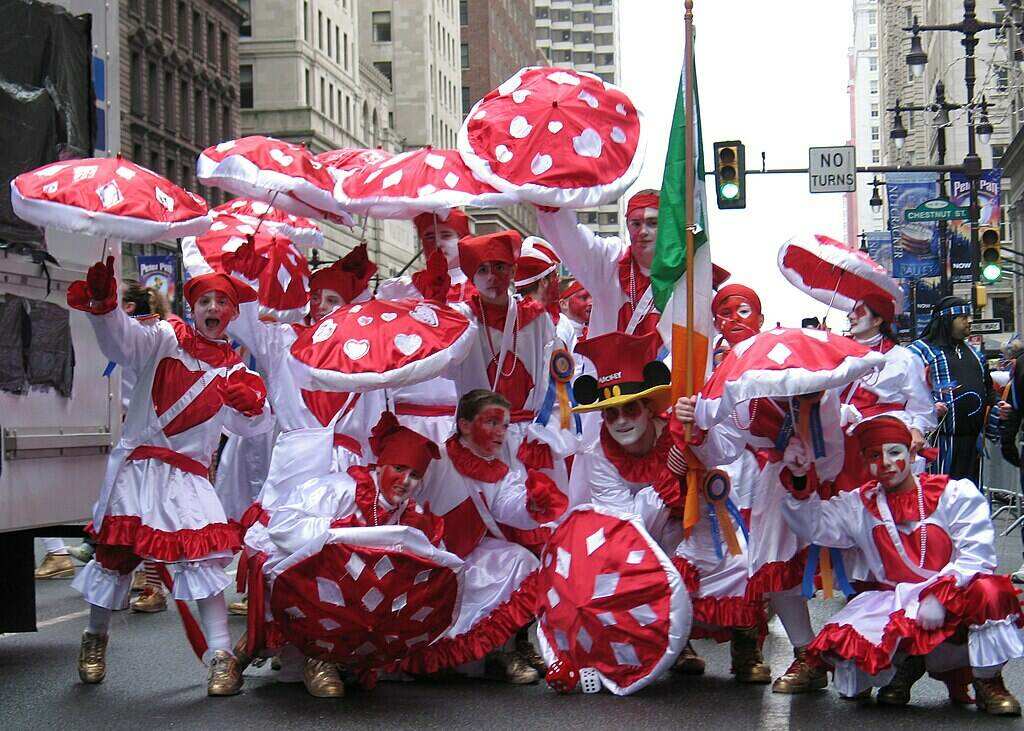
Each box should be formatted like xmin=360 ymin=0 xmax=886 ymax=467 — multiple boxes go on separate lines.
xmin=619 ymin=1 xmax=853 ymax=327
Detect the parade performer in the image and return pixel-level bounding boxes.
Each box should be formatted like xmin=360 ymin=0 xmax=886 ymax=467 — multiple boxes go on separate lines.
xmin=376 ymin=210 xmax=473 ymax=444
xmin=783 ymin=416 xmax=1024 ymax=715
xmin=836 ymin=294 xmax=936 ymax=492
xmin=907 ymin=296 xmax=995 ymax=482
xmin=408 ymin=389 xmax=567 ymax=684
xmin=246 ymin=412 xmax=443 ymax=697
xmin=536 ymin=190 xmax=661 ymax=338
xmin=558 ymin=278 xmax=591 ymax=346
xmin=68 ymin=258 xmax=271 ymax=696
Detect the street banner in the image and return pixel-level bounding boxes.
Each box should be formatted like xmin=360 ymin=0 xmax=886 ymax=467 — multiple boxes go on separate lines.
xmin=138 ymin=254 xmax=178 ymax=306
xmin=949 ymin=168 xmax=1002 ymax=285
xmin=897 ymin=279 xmax=939 ymax=341
xmin=864 ymin=231 xmax=893 ymax=276
xmin=887 ymin=172 xmax=939 ymax=279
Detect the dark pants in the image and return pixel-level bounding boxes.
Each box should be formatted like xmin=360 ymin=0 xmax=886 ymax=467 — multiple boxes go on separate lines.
xmin=939 ymin=432 xmax=981 ymax=483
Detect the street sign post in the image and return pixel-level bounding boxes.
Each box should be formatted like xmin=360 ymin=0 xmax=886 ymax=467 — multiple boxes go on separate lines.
xmin=808 ymin=146 xmax=856 ymax=193
xmin=904 ymin=198 xmax=969 ymax=222
xmin=971 ymin=318 xmax=1004 ymax=334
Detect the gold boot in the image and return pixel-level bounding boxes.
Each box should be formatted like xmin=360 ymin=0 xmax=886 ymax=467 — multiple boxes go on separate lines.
xmin=207 ymin=650 xmax=244 ymax=696
xmin=672 ymin=641 xmax=706 ymax=675
xmin=232 ymin=634 xmax=253 ymax=673
xmin=975 ymin=675 xmax=1023 ymax=716
xmin=730 ymin=627 xmax=771 ymax=684
xmin=130 ymin=570 xmax=147 ymax=592
xmin=36 ymin=553 xmax=75 ymax=579
xmin=78 ymin=631 xmax=108 ymax=684
xmin=515 ymin=638 xmax=547 ymax=674
xmin=130 ymin=586 xmax=167 ymax=613
xmin=484 ymin=650 xmax=540 ymax=684
xmin=228 ymin=596 xmax=248 ymax=616
xmin=771 ymin=646 xmax=828 ymax=694
xmin=303 ymin=657 xmax=345 ymax=698
xmin=876 ymin=655 xmax=925 ymax=706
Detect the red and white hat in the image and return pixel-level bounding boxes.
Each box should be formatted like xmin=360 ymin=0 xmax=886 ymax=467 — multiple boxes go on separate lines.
xmin=368 ymin=412 xmax=441 ymax=475
xmin=571 ymin=331 xmax=672 ymax=414
xmin=183 ymin=272 xmax=258 ymax=310
xmin=852 ymin=415 xmax=912 ymax=451
xmin=458 ymin=230 xmax=522 ymax=279
xmin=514 ymin=237 xmax=560 ymax=288
xmin=310 ymin=243 xmax=378 ymax=304
xmin=413 ymin=209 xmax=472 ymax=246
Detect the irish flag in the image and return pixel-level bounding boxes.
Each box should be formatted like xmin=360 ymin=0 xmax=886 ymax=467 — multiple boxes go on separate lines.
xmin=652 ymin=58 xmax=713 ymax=402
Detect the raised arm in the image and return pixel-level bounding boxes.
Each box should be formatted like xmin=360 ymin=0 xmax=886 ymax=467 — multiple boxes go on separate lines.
xmin=536 ymin=207 xmax=624 ymax=295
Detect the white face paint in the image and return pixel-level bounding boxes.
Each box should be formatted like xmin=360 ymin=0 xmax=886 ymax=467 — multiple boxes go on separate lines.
xmin=422 ymin=225 xmax=461 ymax=267
xmin=847 ymin=301 xmax=880 ymax=338
xmin=473 ymin=261 xmax=512 ymax=302
xmin=865 ymin=442 xmax=912 ymax=488
xmin=603 ymin=401 xmax=654 ymax=447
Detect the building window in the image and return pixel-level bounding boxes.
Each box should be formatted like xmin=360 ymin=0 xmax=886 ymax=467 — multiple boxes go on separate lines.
xmin=373 ymin=61 xmax=392 ymax=83
xmin=129 ymin=0 xmax=140 ymax=16
xmin=162 ymin=0 xmax=172 ymax=30
xmin=149 ymin=151 xmax=160 ymax=177
xmin=993 ymin=144 xmax=1006 ymax=165
xmin=872 ymin=148 xmax=880 ymax=163
xmin=327 ymin=18 xmax=332 ymax=56
xmin=372 ymin=11 xmax=391 ymax=42
xmin=131 ymin=53 xmax=143 ymax=114
xmin=871 ymin=127 xmax=879 ymax=141
xmin=994 ymin=10 xmax=1006 ymax=37
xmin=208 ymin=98 xmax=217 ymax=144
xmin=993 ymin=295 xmax=1014 ymax=331
xmin=177 ymin=1 xmax=187 ymax=45
xmin=869 ymin=79 xmax=878 ymax=94
xmin=462 ymin=85 xmax=471 ymax=116
xmin=194 ymin=89 xmax=203 ymax=140
xmin=181 ymin=164 xmax=191 ymax=190
xmin=163 ymin=71 xmax=174 ymax=130
xmin=192 ymin=11 xmax=202 ymax=54
xmin=536 ymin=6 xmax=548 ymax=19
xmin=328 ymin=83 xmax=335 ymax=119
xmin=220 ymin=30 xmax=229 ymax=70
xmin=459 ymin=0 xmax=467 ymax=24
xmin=905 ymin=6 xmax=913 ymax=26
xmin=573 ymin=51 xmax=593 ymax=65
xmin=343 ymin=31 xmax=348 ymax=69
xmin=179 ymin=79 xmax=189 ymax=132
xmin=318 ymin=11 xmax=323 ymax=49
xmin=334 ymin=26 xmax=340 ymax=63
xmin=869 ymin=57 xmax=877 ymax=71
xmin=238 ymin=0 xmax=250 ymax=36
xmin=207 ymin=21 xmax=216 ymax=61
xmin=319 ymin=77 xmax=325 ymax=112
xmin=147 ymin=62 xmax=159 ymax=120
xmin=597 ymin=52 xmax=614 ymax=65
xmin=145 ymin=0 xmax=156 ymax=25
xmin=997 ymin=67 xmax=1008 ymax=92
xmin=867 ymin=9 xmax=876 ymax=24
xmin=870 ymin=103 xmax=878 ymax=118
xmin=594 ymin=11 xmax=612 ymax=26
xmin=868 ymin=34 xmax=876 ymax=48
xmin=303 ymin=0 xmax=309 ymax=41
xmin=345 ymin=95 xmax=351 ymax=129
xmin=460 ymin=42 xmax=468 ymax=69
xmin=240 ymin=64 xmax=253 ymax=108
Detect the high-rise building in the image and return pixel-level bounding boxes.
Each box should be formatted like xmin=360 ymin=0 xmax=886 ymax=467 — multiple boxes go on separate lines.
xmin=534 ymin=0 xmax=620 ymax=239
xmin=240 ymin=0 xmax=413 ymax=274
xmin=846 ymin=0 xmax=885 ymax=242
xmin=877 ymin=0 xmax=928 ymax=167
xmin=459 ymin=0 xmax=540 ymax=235
xmin=120 ymin=0 xmax=245 ymax=273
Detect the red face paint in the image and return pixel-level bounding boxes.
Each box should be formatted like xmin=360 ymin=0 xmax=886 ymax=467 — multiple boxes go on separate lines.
xmin=713 ymin=295 xmax=762 ymax=346
xmin=865 ymin=442 xmax=912 ymax=489
xmin=566 ymin=290 xmax=592 ymax=322
xmin=466 ymin=405 xmax=510 ymax=458
xmin=378 ymin=463 xmax=420 ymax=505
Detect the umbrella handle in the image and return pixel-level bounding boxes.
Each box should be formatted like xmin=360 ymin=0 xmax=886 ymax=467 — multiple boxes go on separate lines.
xmin=822 ymin=269 xmax=844 ymax=324
xmin=252 ymin=191 xmax=280 ymax=237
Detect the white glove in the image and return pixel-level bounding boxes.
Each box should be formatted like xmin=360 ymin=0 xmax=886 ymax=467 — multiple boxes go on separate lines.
xmin=840 ymin=403 xmax=863 ymax=430
xmin=782 ymin=437 xmax=811 ymax=477
xmin=916 ymin=594 xmax=946 ymax=630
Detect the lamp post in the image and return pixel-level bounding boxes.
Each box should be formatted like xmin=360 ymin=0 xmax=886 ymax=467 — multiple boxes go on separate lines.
xmin=903 ymin=0 xmax=1001 ymax=312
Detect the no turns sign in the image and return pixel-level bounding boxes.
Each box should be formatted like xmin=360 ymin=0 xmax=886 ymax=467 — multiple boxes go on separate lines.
xmin=809 ymin=146 xmax=856 ymax=193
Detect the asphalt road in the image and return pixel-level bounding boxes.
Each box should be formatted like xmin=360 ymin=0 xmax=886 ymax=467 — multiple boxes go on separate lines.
xmin=4 ymin=516 xmax=1024 ymax=731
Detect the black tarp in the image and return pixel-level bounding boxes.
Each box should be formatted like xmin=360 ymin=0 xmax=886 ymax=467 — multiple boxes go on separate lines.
xmin=0 ymin=0 xmax=93 ymax=247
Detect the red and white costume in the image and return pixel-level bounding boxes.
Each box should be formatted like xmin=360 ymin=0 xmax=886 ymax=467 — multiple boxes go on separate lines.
xmin=405 ymin=435 xmax=565 ymax=673
xmin=69 ymin=286 xmax=271 ymax=610
xmin=786 ymin=475 xmax=1024 ymax=696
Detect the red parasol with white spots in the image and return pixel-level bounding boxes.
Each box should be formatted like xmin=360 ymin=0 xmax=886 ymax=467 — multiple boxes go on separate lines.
xmin=11 ymin=157 xmax=211 ymax=242
xmin=214 ymin=198 xmax=324 ymax=247
xmin=268 ymin=526 xmax=463 ymax=679
xmin=458 ymin=66 xmax=645 ymax=208
xmin=338 ymin=147 xmax=518 ymax=219
xmin=196 ymin=136 xmax=354 ymax=226
xmin=316 ymin=147 xmax=394 ymax=173
xmin=287 ymin=298 xmax=476 ymax=392
xmin=535 ymin=506 xmax=690 ymax=696
xmin=181 ymin=218 xmax=310 ymax=322
xmin=695 ymin=328 xmax=887 ymax=428
xmin=777 ymin=234 xmax=903 ymax=315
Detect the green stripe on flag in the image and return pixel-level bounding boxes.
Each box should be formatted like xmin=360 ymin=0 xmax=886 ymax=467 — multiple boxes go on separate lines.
xmin=650 ymin=62 xmax=708 ymax=311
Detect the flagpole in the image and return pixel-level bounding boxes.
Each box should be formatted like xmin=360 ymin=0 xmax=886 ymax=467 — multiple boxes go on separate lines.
xmin=683 ymin=0 xmax=696 ymax=401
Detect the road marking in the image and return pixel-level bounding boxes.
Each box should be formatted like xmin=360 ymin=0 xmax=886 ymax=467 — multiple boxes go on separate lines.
xmin=0 ymin=608 xmax=91 ymax=638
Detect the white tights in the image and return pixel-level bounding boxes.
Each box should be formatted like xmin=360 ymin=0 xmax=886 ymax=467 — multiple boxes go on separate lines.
xmin=769 ymin=591 xmax=815 ymax=649
xmin=86 ymin=593 xmax=231 ymax=659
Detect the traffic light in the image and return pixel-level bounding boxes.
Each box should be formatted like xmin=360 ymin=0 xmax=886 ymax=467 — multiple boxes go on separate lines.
xmin=980 ymin=226 xmax=1002 ymax=283
xmin=713 ymin=140 xmax=746 ymax=210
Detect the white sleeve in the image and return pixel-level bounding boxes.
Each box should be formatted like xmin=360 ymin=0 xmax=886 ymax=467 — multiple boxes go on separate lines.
xmin=536 ymin=208 xmax=623 ymax=294
xmin=632 ymin=487 xmax=671 ymax=537
xmin=690 ymin=418 xmax=748 ymax=468
xmin=587 ymin=453 xmax=636 ymax=515
xmin=484 ymin=471 xmax=540 ymax=530
xmin=267 ymin=474 xmax=355 ymax=555
xmin=901 ymin=349 xmax=938 ymax=432
xmin=86 ymin=307 xmax=171 ymax=369
xmin=781 ymin=491 xmax=862 ymax=550
xmin=940 ymin=479 xmax=998 ymax=586
xmin=376 ymin=276 xmax=420 ymax=300
xmin=226 ymin=300 xmax=288 ymax=365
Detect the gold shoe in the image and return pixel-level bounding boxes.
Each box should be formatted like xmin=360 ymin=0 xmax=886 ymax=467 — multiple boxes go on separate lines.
xmin=228 ymin=597 xmax=248 ymax=616
xmin=515 ymin=639 xmax=547 ymax=674
xmin=771 ymin=647 xmax=828 ymax=694
xmin=130 ymin=570 xmax=148 ymax=593
xmin=730 ymin=627 xmax=771 ymax=684
xmin=207 ymin=650 xmax=244 ymax=697
xmin=303 ymin=657 xmax=345 ymax=698
xmin=876 ymin=655 xmax=925 ymax=706
xmin=130 ymin=586 xmax=167 ymax=613
xmin=975 ymin=675 xmax=1022 ymax=716
xmin=78 ymin=631 xmax=108 ymax=684
xmin=484 ymin=650 xmax=540 ymax=685
xmin=672 ymin=641 xmax=706 ymax=675
xmin=35 ymin=553 xmax=75 ymax=580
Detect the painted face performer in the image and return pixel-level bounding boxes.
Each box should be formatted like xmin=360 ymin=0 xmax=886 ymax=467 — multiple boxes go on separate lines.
xmin=558 ymin=278 xmax=591 ymax=343
xmin=68 ymin=259 xmax=271 ymax=697
xmin=409 ymin=390 xmax=567 ymax=684
xmin=536 ymin=189 xmax=662 ymax=339
xmin=907 ymin=296 xmax=996 ymax=482
xmin=711 ymin=283 xmax=765 ymax=348
xmin=246 ymin=412 xmax=442 ymax=698
xmin=781 ymin=416 xmax=1024 ymax=714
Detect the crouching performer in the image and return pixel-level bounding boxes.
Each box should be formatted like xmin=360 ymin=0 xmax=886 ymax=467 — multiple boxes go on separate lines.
xmin=783 ymin=416 xmax=1024 ymax=714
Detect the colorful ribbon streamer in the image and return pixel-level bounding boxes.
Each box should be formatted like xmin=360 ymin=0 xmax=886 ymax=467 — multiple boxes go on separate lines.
xmin=801 ymin=544 xmax=854 ymax=600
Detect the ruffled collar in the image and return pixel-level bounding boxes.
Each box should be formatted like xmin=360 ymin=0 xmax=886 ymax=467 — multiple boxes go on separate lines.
xmin=616 ymin=250 xmax=650 ymax=305
xmin=170 ymin=317 xmax=240 ymax=367
xmin=349 ymin=465 xmax=398 ymax=526
xmin=600 ymin=417 xmax=671 ymax=484
xmin=861 ymin=473 xmax=949 ymax=523
xmin=853 ymin=332 xmax=895 ymax=355
xmin=445 ymin=435 xmax=509 ymax=483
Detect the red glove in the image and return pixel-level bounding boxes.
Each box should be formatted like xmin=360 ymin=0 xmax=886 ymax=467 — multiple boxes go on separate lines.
xmin=223 ymin=237 xmax=268 ymax=280
xmin=545 ymin=658 xmax=579 ymax=694
xmin=219 ymin=380 xmax=265 ymax=416
xmin=525 ymin=470 xmax=568 ymax=523
xmin=411 ymin=250 xmax=451 ymax=303
xmin=536 ymin=205 xmax=560 ymax=214
xmin=86 ymin=256 xmax=117 ymax=302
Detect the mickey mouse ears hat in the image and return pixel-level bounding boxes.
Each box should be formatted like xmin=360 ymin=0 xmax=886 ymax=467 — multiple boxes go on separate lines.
xmin=571 ymin=331 xmax=672 ymax=414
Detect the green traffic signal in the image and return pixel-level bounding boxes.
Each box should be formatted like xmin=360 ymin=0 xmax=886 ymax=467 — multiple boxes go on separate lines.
xmin=981 ymin=262 xmax=1002 ymax=283
xmin=713 ymin=141 xmax=746 ymax=209
xmin=720 ymin=182 xmax=740 ymax=200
